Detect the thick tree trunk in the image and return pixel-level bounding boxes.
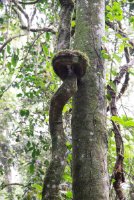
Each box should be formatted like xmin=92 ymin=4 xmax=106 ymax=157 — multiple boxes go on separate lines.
xmin=72 ymin=0 xmax=109 ymax=199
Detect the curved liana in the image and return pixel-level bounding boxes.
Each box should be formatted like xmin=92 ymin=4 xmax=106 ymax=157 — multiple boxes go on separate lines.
xmin=42 ymin=50 xmax=89 ymax=200
xmin=57 ymin=0 xmax=74 ymax=51
xmin=107 ymin=83 xmax=125 ymax=200
xmin=42 ymin=0 xmax=89 ymax=199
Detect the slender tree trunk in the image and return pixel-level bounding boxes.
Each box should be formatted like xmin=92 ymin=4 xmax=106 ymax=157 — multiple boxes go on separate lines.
xmin=72 ymin=1 xmax=109 ymax=199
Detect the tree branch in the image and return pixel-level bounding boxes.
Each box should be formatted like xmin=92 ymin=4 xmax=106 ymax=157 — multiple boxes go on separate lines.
xmin=30 ymin=7 xmax=37 ymax=23
xmin=12 ymin=0 xmax=29 ymax=21
xmin=12 ymin=0 xmax=30 ymax=27
xmin=107 ymin=84 xmax=125 ymax=199
xmin=106 ymin=21 xmax=134 ymax=48
xmin=111 ymin=58 xmax=134 ymax=86
xmin=1 ymin=183 xmax=25 ymax=190
xmin=12 ymin=7 xmax=26 ymax=26
xmin=18 ymin=0 xmax=40 ymax=5
xmin=20 ymin=25 xmax=56 ymax=33
xmin=116 ymin=23 xmax=131 ymax=101
xmin=107 ymin=58 xmax=134 ymax=111
xmin=0 ymin=34 xmax=25 ymax=53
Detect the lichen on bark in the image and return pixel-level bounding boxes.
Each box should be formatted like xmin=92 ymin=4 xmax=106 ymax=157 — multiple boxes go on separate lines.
xmin=72 ymin=0 xmax=109 ymax=199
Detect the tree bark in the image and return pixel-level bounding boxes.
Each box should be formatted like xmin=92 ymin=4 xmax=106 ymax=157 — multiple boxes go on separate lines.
xmin=72 ymin=0 xmax=109 ymax=199
xmin=42 ymin=75 xmax=77 ymax=200
xmin=42 ymin=1 xmax=74 ymax=199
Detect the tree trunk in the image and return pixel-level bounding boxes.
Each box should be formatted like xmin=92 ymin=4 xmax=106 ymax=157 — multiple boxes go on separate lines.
xmin=72 ymin=0 xmax=109 ymax=199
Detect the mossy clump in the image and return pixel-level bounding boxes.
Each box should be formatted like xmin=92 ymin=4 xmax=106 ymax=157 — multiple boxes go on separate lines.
xmin=52 ymin=49 xmax=89 ymax=80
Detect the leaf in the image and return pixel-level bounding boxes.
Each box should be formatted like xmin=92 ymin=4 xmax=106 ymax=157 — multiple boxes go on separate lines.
xmin=111 ymin=69 xmax=117 ymax=76
xmin=115 ymin=33 xmax=122 ymax=39
xmin=66 ymin=191 xmax=73 ymax=198
xmin=101 ymin=49 xmax=111 ymax=60
xmin=106 ymin=93 xmax=111 ymax=101
xmin=106 ymin=2 xmax=123 ymax=22
xmin=109 ymin=81 xmax=116 ymax=92
xmin=46 ymin=32 xmax=50 ymax=41
xmin=19 ymin=109 xmax=30 ymax=117
xmin=0 ymin=36 xmax=4 ymax=41
xmin=71 ymin=20 xmax=76 ymax=27
xmin=112 ymin=53 xmax=121 ymax=63
xmin=67 ymin=153 xmax=72 ymax=162
xmin=128 ymin=68 xmax=134 ymax=76
xmin=124 ymin=120 xmax=134 ymax=127
xmin=0 ymin=17 xmax=4 ymax=24
xmin=66 ymin=141 xmax=72 ymax=150
xmin=29 ymin=163 xmax=35 ymax=174
xmin=11 ymin=54 xmax=19 ymax=67
xmin=102 ymin=36 xmax=108 ymax=42
xmin=32 ymin=149 xmax=36 ymax=159
xmin=111 ymin=116 xmax=134 ymax=127
xmin=7 ymin=45 xmax=11 ymax=54
xmin=111 ymin=116 xmax=124 ymax=124
xmin=106 ymin=5 xmax=111 ymax=11
xmin=17 ymin=93 xmax=23 ymax=97
xmin=129 ymin=16 xmax=134 ymax=23
xmin=63 ymin=174 xmax=72 ymax=183
xmin=63 ymin=104 xmax=69 ymax=113
xmin=118 ymin=43 xmax=124 ymax=53
xmin=42 ymin=44 xmax=49 ymax=56
xmin=32 ymin=184 xmax=42 ymax=191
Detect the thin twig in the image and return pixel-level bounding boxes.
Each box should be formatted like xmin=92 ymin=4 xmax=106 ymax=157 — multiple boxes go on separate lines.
xmin=12 ymin=0 xmax=29 ymax=22
xmin=1 ymin=183 xmax=25 ymax=190
xmin=30 ymin=7 xmax=37 ymax=24
xmin=12 ymin=0 xmax=30 ymax=28
xmin=12 ymin=7 xmax=26 ymax=26
xmin=106 ymin=21 xmax=134 ymax=48
xmin=0 ymin=34 xmax=25 ymax=53
xmin=107 ymin=83 xmax=125 ymax=199
xmin=107 ymin=58 xmax=134 ymax=111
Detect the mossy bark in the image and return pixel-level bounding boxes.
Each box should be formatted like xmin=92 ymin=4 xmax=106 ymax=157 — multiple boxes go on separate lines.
xmin=72 ymin=0 xmax=109 ymax=199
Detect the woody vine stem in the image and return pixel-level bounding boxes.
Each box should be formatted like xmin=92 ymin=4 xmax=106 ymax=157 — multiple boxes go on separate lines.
xmin=42 ymin=1 xmax=89 ymax=199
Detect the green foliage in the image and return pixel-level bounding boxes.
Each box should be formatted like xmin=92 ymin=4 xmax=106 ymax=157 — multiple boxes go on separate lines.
xmin=71 ymin=20 xmax=76 ymax=28
xmin=0 ymin=2 xmax=58 ymax=199
xmin=101 ymin=49 xmax=111 ymax=60
xmin=0 ymin=0 xmax=134 ymax=199
xmin=106 ymin=2 xmax=123 ymax=21
xmin=111 ymin=115 xmax=134 ymax=128
xmin=65 ymin=191 xmax=73 ymax=199
xmin=20 ymin=109 xmax=30 ymax=117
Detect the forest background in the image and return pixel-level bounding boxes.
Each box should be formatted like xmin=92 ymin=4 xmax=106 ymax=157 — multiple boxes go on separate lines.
xmin=0 ymin=0 xmax=134 ymax=199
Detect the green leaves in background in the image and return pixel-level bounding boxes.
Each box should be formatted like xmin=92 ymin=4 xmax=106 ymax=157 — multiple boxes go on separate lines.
xmin=111 ymin=115 xmax=134 ymax=127
xmin=106 ymin=2 xmax=123 ymax=21
xmin=20 ymin=109 xmax=30 ymax=117
xmin=11 ymin=53 xmax=19 ymax=67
